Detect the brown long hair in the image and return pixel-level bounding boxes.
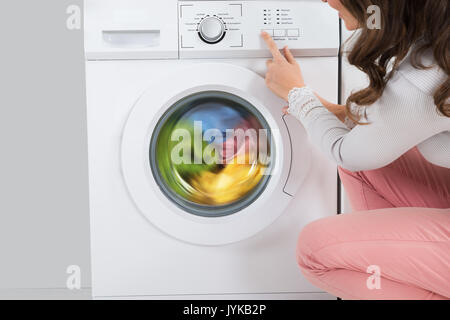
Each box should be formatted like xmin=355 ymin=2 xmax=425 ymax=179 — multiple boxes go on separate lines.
xmin=341 ymin=0 xmax=450 ymax=122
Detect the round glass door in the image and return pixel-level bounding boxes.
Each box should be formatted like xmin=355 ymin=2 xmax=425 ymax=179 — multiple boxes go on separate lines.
xmin=150 ymin=91 xmax=273 ymax=217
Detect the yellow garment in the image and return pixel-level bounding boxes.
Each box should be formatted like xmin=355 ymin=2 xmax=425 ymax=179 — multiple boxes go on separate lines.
xmin=190 ymin=154 xmax=266 ymax=205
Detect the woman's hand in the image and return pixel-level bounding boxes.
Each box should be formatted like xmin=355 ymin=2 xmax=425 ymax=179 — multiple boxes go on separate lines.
xmin=262 ymin=31 xmax=305 ymax=101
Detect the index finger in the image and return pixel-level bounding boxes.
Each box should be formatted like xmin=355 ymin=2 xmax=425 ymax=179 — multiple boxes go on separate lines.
xmin=261 ymin=31 xmax=284 ymax=61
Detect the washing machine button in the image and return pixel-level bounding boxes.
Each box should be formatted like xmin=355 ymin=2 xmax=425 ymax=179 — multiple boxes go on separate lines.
xmin=274 ymin=29 xmax=286 ymax=37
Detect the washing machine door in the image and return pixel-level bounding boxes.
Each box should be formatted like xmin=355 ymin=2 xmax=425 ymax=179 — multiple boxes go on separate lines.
xmin=121 ymin=63 xmax=310 ymax=245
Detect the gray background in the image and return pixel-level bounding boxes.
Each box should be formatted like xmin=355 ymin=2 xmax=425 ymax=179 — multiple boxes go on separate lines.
xmin=0 ymin=0 xmax=90 ymax=298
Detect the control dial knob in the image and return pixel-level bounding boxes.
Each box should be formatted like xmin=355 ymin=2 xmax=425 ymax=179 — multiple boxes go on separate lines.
xmin=198 ymin=16 xmax=226 ymax=44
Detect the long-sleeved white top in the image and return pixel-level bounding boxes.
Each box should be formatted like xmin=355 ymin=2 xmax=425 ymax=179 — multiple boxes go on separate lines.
xmin=288 ymin=50 xmax=450 ymax=171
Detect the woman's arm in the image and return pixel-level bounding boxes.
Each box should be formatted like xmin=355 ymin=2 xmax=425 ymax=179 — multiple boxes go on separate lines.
xmin=286 ymin=82 xmax=449 ymax=172
xmin=262 ymin=32 xmax=447 ymax=171
xmin=283 ymin=94 xmax=347 ymax=123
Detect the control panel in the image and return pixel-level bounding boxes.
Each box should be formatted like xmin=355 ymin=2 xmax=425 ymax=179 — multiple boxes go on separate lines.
xmin=84 ymin=0 xmax=339 ymax=61
xmin=179 ymin=1 xmax=339 ymax=59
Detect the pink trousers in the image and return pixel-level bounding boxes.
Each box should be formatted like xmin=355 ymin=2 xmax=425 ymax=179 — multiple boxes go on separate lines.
xmin=297 ymin=148 xmax=450 ymax=300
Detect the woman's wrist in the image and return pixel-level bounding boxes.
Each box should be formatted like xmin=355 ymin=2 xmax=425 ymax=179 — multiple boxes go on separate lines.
xmin=283 ymin=85 xmax=306 ymax=101
xmin=287 ymin=85 xmax=307 ymax=100
xmin=290 ymin=84 xmax=306 ymax=92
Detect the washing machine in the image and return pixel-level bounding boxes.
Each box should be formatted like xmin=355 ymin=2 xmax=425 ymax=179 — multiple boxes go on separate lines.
xmin=85 ymin=0 xmax=340 ymax=299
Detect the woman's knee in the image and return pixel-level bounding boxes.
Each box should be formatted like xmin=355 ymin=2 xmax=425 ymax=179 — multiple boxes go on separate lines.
xmin=296 ymin=217 xmax=337 ymax=270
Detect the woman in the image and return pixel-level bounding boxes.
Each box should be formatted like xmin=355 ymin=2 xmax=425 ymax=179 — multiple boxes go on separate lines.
xmin=262 ymin=0 xmax=450 ymax=300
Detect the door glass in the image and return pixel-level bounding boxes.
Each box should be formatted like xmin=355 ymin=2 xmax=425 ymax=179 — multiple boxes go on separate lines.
xmin=150 ymin=91 xmax=273 ymax=217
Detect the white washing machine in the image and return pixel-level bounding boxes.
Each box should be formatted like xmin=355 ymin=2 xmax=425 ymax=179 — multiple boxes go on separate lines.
xmin=85 ymin=0 xmax=339 ymax=299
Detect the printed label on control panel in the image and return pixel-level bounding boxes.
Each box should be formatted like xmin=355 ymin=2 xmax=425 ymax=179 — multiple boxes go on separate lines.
xmin=262 ymin=7 xmax=302 ymax=39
